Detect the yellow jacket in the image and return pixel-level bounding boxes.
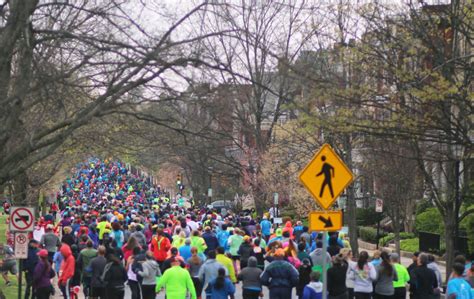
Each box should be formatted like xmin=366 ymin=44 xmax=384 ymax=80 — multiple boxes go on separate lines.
xmin=216 ymin=254 xmax=237 ymax=283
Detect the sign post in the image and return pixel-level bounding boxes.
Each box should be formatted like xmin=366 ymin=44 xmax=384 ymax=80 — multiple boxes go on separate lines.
xmin=299 ymin=144 xmax=355 ymax=299
xmin=322 ymin=231 xmax=328 ymax=297
xmin=10 ymin=207 xmax=35 ymax=299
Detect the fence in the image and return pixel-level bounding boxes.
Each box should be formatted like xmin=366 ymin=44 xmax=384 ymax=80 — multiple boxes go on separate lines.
xmin=419 ymin=231 xmax=471 ymax=256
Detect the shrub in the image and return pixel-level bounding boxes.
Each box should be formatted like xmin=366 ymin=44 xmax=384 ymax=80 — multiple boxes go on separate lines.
xmin=400 ymin=238 xmax=419 ymax=252
xmin=379 ymin=233 xmax=394 ymax=247
xmin=400 ymin=232 xmax=416 ymax=239
xmin=357 ymin=208 xmax=384 ymax=226
xmin=415 ymin=208 xmax=444 ymax=234
xmin=379 ymin=232 xmax=416 ymax=247
xmin=358 ymin=226 xmax=386 ymax=244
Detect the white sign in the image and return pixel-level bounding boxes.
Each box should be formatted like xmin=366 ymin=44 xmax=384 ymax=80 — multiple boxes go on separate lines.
xmin=273 ymin=217 xmax=283 ymax=224
xmin=375 ymin=198 xmax=383 ymax=213
xmin=9 ymin=207 xmax=35 ymax=232
xmin=14 ymin=232 xmax=28 ymax=259
xmin=208 ymin=188 xmax=213 ymax=197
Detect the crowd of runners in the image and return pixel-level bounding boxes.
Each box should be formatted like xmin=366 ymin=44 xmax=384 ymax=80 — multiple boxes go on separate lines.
xmin=2 ymin=159 xmax=474 ymax=299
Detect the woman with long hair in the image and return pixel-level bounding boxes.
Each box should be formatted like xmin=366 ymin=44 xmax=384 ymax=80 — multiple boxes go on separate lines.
xmin=208 ymin=267 xmax=235 ymax=299
xmin=126 ymin=246 xmax=142 ymax=299
xmin=374 ymin=251 xmax=397 ymax=299
xmin=122 ymin=236 xmax=138 ymax=261
xmin=33 ymin=249 xmax=55 ymax=299
xmin=187 ymin=247 xmax=203 ymax=299
xmin=348 ymin=251 xmax=377 ymax=299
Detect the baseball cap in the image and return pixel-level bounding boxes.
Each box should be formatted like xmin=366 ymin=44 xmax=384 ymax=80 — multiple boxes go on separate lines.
xmin=37 ymin=249 xmax=49 ymax=258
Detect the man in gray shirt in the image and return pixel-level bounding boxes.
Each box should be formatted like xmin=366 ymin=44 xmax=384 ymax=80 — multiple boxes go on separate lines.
xmin=40 ymin=224 xmax=60 ymax=261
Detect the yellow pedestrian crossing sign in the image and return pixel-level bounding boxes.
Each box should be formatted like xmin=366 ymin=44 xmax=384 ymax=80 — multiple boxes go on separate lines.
xmin=299 ymin=144 xmax=354 ymax=210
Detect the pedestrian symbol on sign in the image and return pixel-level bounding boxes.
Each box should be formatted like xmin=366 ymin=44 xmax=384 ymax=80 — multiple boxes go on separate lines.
xmin=316 ymin=155 xmax=335 ymax=198
xmin=299 ymin=144 xmax=354 ymax=210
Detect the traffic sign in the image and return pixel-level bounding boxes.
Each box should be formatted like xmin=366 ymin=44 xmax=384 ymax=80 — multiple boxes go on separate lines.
xmin=299 ymin=144 xmax=354 ymax=210
xmin=9 ymin=207 xmax=35 ymax=232
xmin=14 ymin=232 xmax=28 ymax=259
xmin=309 ymin=210 xmax=343 ymax=231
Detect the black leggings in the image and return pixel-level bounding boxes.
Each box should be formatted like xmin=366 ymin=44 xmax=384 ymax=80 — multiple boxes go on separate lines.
xmin=36 ymin=286 xmax=52 ymax=299
xmin=355 ymin=292 xmax=372 ymax=299
xmin=243 ymin=289 xmax=261 ymax=299
xmin=128 ymin=280 xmax=141 ymax=299
xmin=141 ymin=284 xmax=156 ymax=299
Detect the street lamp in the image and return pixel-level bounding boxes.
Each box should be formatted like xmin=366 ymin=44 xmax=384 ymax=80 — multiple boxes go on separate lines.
xmin=208 ymin=166 xmax=213 ymax=204
xmin=453 ymin=144 xmax=463 ymax=250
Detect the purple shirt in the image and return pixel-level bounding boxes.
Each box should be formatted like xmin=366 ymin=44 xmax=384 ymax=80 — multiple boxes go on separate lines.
xmin=33 ymin=260 xmax=52 ymax=289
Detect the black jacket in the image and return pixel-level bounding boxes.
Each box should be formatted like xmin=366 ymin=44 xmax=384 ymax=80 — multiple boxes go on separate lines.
xmin=90 ymin=256 xmax=107 ymax=288
xmin=297 ymin=264 xmax=312 ymax=296
xmin=24 ymin=246 xmax=39 ymax=273
xmin=103 ymin=261 xmax=127 ymax=289
xmin=327 ymin=263 xmax=348 ymax=296
xmin=409 ymin=265 xmax=438 ymax=298
xmin=238 ymin=243 xmax=254 ymax=264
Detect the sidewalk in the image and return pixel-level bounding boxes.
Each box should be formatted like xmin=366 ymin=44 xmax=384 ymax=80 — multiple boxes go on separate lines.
xmin=360 ymin=241 xmax=447 ymax=282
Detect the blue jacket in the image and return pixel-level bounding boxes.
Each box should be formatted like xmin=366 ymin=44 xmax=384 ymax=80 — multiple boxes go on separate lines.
xmin=260 ymin=259 xmax=299 ymax=289
xmin=208 ymin=277 xmax=235 ymax=299
xmin=260 ymin=220 xmax=271 ymax=236
xmin=302 ymin=282 xmax=323 ymax=299
xmin=217 ymin=230 xmax=229 ymax=251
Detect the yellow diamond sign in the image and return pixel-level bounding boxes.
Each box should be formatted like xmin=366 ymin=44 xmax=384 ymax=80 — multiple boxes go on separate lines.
xmin=299 ymin=144 xmax=354 ymax=210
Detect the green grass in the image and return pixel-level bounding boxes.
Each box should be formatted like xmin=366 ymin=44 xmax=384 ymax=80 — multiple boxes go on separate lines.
xmin=0 ymin=214 xmax=25 ymax=299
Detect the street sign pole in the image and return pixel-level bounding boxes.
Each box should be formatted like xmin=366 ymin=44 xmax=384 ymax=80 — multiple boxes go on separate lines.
xmin=322 ymin=231 xmax=328 ymax=299
xmin=18 ymin=259 xmax=22 ymax=299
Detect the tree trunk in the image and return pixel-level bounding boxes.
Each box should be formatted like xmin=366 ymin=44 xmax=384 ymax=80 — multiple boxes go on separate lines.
xmin=404 ymin=198 xmax=416 ymax=233
xmin=393 ymin=217 xmax=401 ymax=257
xmin=444 ymin=213 xmax=456 ymax=281
xmin=12 ymin=172 xmax=28 ymax=205
xmin=27 ymin=187 xmax=40 ymax=214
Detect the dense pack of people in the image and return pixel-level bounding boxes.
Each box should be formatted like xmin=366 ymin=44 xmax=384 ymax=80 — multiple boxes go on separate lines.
xmin=5 ymin=158 xmax=474 ymax=299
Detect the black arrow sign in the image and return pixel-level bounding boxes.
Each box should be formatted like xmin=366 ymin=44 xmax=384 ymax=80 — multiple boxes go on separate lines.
xmin=318 ymin=215 xmax=333 ymax=228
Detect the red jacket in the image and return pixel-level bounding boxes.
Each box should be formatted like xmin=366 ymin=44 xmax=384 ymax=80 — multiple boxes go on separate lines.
xmin=58 ymin=244 xmax=75 ymax=285
xmin=151 ymin=235 xmax=170 ymax=262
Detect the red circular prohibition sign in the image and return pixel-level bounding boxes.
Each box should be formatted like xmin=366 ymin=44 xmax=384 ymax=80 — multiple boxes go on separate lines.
xmin=11 ymin=208 xmax=33 ymax=231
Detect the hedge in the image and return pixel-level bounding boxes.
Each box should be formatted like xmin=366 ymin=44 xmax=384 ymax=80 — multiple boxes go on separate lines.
xmin=400 ymin=238 xmax=419 ymax=252
xmin=415 ymin=208 xmax=444 ymax=234
xmin=378 ymin=232 xmax=416 ymax=247
xmin=358 ymin=226 xmax=386 ymax=244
